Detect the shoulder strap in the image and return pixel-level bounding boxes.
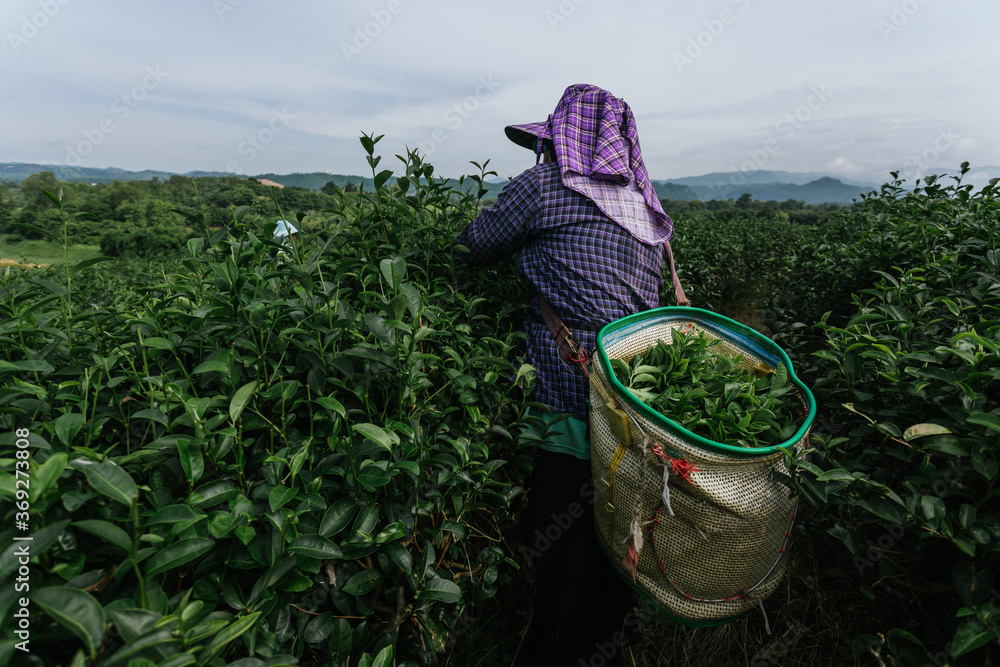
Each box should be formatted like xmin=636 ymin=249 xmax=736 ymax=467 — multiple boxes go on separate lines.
xmin=538 ymin=297 xmax=590 ymax=377
xmin=537 ymin=239 xmax=689 ymax=374
xmin=665 ymin=240 xmax=690 ymax=307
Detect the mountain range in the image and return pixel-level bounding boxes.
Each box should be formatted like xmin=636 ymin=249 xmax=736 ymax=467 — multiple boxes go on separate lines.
xmin=3 ymin=162 xmax=997 ymax=205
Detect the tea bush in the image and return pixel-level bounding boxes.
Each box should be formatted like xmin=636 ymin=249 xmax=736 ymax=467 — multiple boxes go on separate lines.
xmin=785 ymin=166 xmax=1000 ymax=663
xmin=0 ymin=136 xmax=541 ymax=666
xmin=669 ymin=211 xmax=807 ymax=314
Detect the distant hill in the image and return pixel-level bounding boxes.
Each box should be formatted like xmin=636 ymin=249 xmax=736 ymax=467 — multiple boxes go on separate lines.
xmin=661 ymin=169 xmax=879 ymax=190
xmin=0 ymin=162 xmax=179 ymax=183
xmin=652 ymin=181 xmax=698 ymax=201
xmin=658 ymin=176 xmax=877 ymax=205
xmin=3 ymin=162 xmax=995 ymax=204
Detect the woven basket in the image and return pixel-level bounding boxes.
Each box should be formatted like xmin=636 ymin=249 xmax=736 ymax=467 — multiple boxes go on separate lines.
xmin=589 ymin=307 xmax=816 ymax=625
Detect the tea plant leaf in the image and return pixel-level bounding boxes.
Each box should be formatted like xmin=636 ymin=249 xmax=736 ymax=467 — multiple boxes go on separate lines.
xmin=419 ymin=577 xmax=461 ymax=603
xmin=132 ymin=408 xmax=168 ymax=426
xmin=816 ymin=469 xmax=856 ymax=483
xmin=357 ymin=465 xmax=391 ymax=489
xmin=372 ymin=644 xmax=395 ymax=667
xmin=399 ymin=282 xmax=422 ymax=318
xmin=289 ymin=534 xmax=343 ymax=559
xmin=268 ymin=485 xmax=298 ymax=512
xmin=77 ymin=460 xmax=138 ymax=507
xmin=73 ymin=256 xmax=115 ymax=272
xmin=33 ymin=586 xmax=106 ymax=659
xmin=385 ymin=541 xmax=412 ymax=573
xmin=959 ymin=503 xmax=977 ymax=530
xmin=951 ymin=621 xmax=992 ymax=659
xmin=903 ymin=423 xmax=953 ymax=441
xmin=342 ymin=569 xmax=382 ymax=595
xmin=31 ymin=452 xmax=67 ymax=501
xmin=886 ymin=628 xmax=925 ymax=650
xmin=192 ymin=360 xmax=228 ymax=374
xmin=142 ymin=337 xmax=173 ymax=350
xmin=319 ymin=498 xmax=358 ymax=537
xmin=148 ymin=504 xmax=204 ymax=525
xmin=374 ymin=169 xmax=394 ymax=191
xmin=352 ymin=423 xmax=394 ymax=451
xmin=229 ymin=381 xmax=258 ymax=422
xmin=967 ymin=412 xmax=1000 ymax=433
xmin=315 ymin=396 xmax=346 ymax=418
xmin=304 ymin=611 xmax=337 ymax=644
xmin=54 ymin=412 xmax=85 ymax=447
xmin=189 ymin=480 xmax=239 ymax=509
xmin=329 ymin=618 xmax=353 ymax=656
xmin=75 ymin=519 xmax=133 ymax=553
xmin=922 ymin=435 xmax=969 ymax=456
xmin=102 ymin=626 xmax=176 ymax=666
xmin=199 ymin=612 xmax=261 ymax=663
xmin=177 ymin=439 xmax=205 ymax=485
xmin=379 ymin=256 xmax=406 ymax=291
xmin=144 ymin=537 xmax=214 ymax=578
xmin=921 ymin=495 xmax=946 ymax=525
xmin=365 ymin=312 xmax=396 ymax=346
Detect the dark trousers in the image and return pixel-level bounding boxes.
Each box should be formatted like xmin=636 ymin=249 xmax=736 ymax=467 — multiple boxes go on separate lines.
xmin=518 ymin=449 xmax=636 ymax=667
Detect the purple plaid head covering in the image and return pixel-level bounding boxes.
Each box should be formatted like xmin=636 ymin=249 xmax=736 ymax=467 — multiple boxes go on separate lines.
xmin=505 ymin=84 xmax=673 ymax=244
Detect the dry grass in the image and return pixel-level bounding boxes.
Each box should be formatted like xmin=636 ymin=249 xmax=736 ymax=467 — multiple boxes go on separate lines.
xmin=620 ymin=525 xmax=905 ymax=667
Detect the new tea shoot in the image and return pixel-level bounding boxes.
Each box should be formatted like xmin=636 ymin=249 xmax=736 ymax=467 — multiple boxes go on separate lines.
xmin=610 ymin=328 xmax=803 ymax=448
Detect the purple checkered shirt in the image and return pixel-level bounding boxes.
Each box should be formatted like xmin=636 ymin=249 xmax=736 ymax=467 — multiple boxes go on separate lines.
xmin=456 ymin=161 xmax=665 ymax=424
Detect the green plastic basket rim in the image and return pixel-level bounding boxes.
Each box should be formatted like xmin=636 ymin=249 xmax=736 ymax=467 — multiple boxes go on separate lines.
xmin=595 ymin=306 xmax=817 ymax=458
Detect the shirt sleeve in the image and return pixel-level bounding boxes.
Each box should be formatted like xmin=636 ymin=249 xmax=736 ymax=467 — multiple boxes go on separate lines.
xmin=455 ymin=167 xmax=540 ymax=266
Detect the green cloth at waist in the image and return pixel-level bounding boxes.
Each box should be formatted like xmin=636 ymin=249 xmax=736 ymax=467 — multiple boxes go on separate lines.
xmin=527 ymin=407 xmax=590 ymax=460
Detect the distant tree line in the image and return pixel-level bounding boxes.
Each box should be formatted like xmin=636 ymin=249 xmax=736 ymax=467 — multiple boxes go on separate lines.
xmin=660 ymin=193 xmax=849 ymax=225
xmin=0 ymin=171 xmax=851 ymax=259
xmin=0 ymin=172 xmax=350 ymax=257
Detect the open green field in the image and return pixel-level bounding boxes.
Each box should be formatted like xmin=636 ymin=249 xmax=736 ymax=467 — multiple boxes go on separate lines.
xmin=0 ymin=234 xmax=102 ymax=266
xmin=1 ymin=143 xmax=998 ymax=666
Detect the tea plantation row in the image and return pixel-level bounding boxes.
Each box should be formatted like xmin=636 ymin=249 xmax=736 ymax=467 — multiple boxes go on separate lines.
xmin=2 ymin=141 xmax=998 ymax=666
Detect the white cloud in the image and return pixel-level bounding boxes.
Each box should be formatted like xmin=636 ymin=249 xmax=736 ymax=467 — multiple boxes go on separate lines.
xmin=2 ymin=0 xmax=998 ymax=182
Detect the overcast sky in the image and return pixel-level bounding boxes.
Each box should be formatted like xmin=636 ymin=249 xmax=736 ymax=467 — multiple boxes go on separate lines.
xmin=2 ymin=0 xmax=998 ymax=186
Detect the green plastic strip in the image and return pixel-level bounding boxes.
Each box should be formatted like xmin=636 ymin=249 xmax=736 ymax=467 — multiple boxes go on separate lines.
xmin=595 ymin=306 xmax=817 ymax=458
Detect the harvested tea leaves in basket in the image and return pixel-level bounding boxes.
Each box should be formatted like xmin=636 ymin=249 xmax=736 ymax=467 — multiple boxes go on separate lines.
xmin=611 ymin=329 xmax=802 ymax=447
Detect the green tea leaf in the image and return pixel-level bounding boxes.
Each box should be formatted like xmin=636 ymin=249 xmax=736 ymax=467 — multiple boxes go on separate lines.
xmin=289 ymin=534 xmax=343 ymax=559
xmin=229 ymin=381 xmax=258 ymax=423
xmin=78 ymin=460 xmax=138 ymax=507
xmin=54 ymin=412 xmax=85 ymax=447
xmin=142 ymin=337 xmax=173 ymax=350
xmin=33 ymin=587 xmax=106 ymax=659
xmin=144 ymin=537 xmax=214 ymax=577
xmin=967 ymin=412 xmax=1000 ymax=433
xmin=420 ymin=577 xmax=461 ymax=603
xmin=342 ymin=569 xmax=382 ymax=595
xmin=352 ymin=423 xmax=393 ymax=451
xmin=200 ymin=612 xmax=261 ymax=662
xmin=268 ymin=485 xmax=298 ymax=513
xmin=904 ymin=423 xmax=953 ymax=441
xmin=951 ymin=621 xmax=992 ymax=658
xmin=75 ymin=519 xmax=133 ymax=553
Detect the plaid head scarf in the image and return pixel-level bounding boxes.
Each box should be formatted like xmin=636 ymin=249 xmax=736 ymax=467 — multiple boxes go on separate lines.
xmin=504 ymin=83 xmax=673 ymax=245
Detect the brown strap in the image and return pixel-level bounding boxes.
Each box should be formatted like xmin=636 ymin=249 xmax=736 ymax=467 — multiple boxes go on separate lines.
xmin=538 ymin=297 xmax=590 ymax=376
xmin=538 ymin=240 xmax=688 ymax=374
xmin=664 ymin=240 xmax=690 ymax=307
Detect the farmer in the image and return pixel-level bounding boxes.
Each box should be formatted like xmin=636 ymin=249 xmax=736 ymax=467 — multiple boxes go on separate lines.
xmin=456 ymin=84 xmax=679 ymax=666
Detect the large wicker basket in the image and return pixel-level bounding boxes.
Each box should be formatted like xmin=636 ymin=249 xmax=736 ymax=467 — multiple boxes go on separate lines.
xmin=589 ymin=307 xmax=816 ymax=625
